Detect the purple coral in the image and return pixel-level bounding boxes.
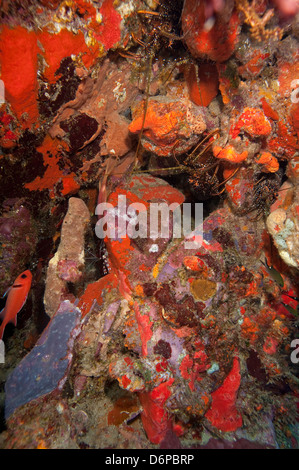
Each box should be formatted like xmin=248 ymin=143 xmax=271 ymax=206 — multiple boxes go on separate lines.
xmin=5 ymin=300 xmax=81 ymax=419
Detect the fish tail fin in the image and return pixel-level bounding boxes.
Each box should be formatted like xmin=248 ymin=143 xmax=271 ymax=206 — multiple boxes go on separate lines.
xmin=0 ymin=297 xmax=7 ymax=317
xmin=0 ymin=308 xmax=7 ymax=340
xmin=0 ymin=322 xmax=5 ymax=340
xmin=1 ymin=286 xmax=11 ymax=299
xmin=0 ymin=308 xmax=5 ymax=322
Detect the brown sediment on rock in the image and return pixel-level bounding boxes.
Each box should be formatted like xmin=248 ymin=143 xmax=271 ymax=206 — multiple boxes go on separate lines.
xmin=49 ymin=58 xmax=139 ymax=157
xmin=190 ymin=278 xmax=217 ymax=301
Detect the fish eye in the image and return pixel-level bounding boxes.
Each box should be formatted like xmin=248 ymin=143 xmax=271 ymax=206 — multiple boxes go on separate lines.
xmin=21 ymin=274 xmax=27 ymax=279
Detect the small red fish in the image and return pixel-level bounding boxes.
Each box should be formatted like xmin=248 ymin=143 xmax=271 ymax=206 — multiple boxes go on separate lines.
xmin=0 ymin=270 xmax=32 ymax=340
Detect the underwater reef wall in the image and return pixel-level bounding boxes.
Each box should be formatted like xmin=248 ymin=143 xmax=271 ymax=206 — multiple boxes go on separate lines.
xmin=0 ymin=0 xmax=298 ymax=449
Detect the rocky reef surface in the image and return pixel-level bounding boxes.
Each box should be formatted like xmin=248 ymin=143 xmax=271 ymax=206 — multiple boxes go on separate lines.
xmin=0 ymin=0 xmax=298 ymax=449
